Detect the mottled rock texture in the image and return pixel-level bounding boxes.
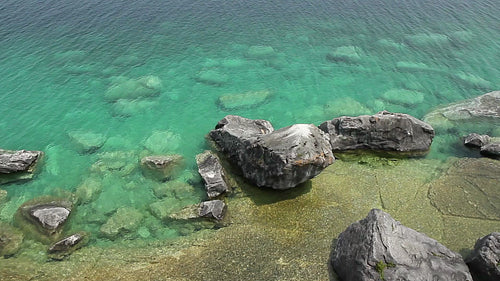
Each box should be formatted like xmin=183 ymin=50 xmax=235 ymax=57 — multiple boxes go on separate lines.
xmin=196 ymin=151 xmax=229 ymax=198
xmin=464 ymin=133 xmax=491 ymax=148
xmin=465 ymin=232 xmax=500 ymax=281
xmin=199 ymin=200 xmax=226 ymax=220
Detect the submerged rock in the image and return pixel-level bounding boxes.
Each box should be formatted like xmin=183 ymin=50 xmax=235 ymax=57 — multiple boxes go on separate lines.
xmin=465 ymin=232 xmax=500 ymax=281
xmin=323 ymin=97 xmax=371 ymax=118
xmin=326 ymin=46 xmax=362 ymax=64
xmin=195 ymin=70 xmax=228 ymax=86
xmin=0 ymin=189 xmax=7 ymax=204
xmin=330 ymin=209 xmax=472 ymax=281
xmin=0 ymin=222 xmax=24 ymax=257
xmin=0 ymin=149 xmax=43 ymax=183
xmin=196 ymin=151 xmax=229 ymax=199
xmin=100 ymin=207 xmax=143 ymax=239
xmin=75 ymin=178 xmax=103 ymax=205
xmin=319 ymin=111 xmax=435 ymax=155
xmin=199 ymin=200 xmax=226 ymax=220
xmin=217 ymin=90 xmax=271 ymax=110
xmin=381 ymin=88 xmax=425 ymax=106
xmin=152 ymin=180 xmax=195 ymax=199
xmin=68 ymin=131 xmax=106 ymax=154
xmin=141 ymin=154 xmax=184 ymax=181
xmin=246 ymin=45 xmax=276 ymax=59
xmin=210 ymin=115 xmax=334 ymax=189
xmin=104 ymin=75 xmax=162 ymax=101
xmin=15 ymin=197 xmax=73 ymax=243
xmin=48 ymin=232 xmax=89 ymax=260
xmin=143 ymin=130 xmax=181 ymax=154
xmin=405 ymin=32 xmax=450 ymax=47
xmin=464 ymin=133 xmax=491 ymax=148
xmin=111 ymin=99 xmax=158 ymax=117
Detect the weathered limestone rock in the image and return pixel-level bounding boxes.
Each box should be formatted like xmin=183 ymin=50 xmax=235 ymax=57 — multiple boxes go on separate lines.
xmin=464 ymin=133 xmax=491 ymax=148
xmin=481 ymin=142 xmax=500 ymax=159
xmin=196 ymin=151 xmax=229 ymax=198
xmin=68 ymin=131 xmax=106 ymax=154
xmin=100 ymin=207 xmax=143 ymax=239
xmin=48 ymin=232 xmax=88 ymax=260
xmin=428 ymin=157 xmax=500 ymax=220
xmin=319 ymin=111 xmax=435 ymax=155
xmin=326 ymin=46 xmax=362 ymax=64
xmin=465 ymin=232 xmax=500 ymax=281
xmin=0 ymin=149 xmax=43 ymax=184
xmin=331 ymin=209 xmax=472 ymax=281
xmin=15 ymin=197 xmax=73 ymax=243
xmin=104 ymin=75 xmax=162 ymax=101
xmin=217 ymin=90 xmax=271 ymax=110
xmin=0 ymin=222 xmax=24 ymax=257
xmin=141 ymin=155 xmax=184 ymax=181
xmin=210 ymin=115 xmax=334 ymax=189
xmin=199 ymin=200 xmax=226 ymax=220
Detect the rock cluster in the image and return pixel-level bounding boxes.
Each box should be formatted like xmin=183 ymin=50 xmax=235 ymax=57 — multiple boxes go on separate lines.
xmin=210 ymin=115 xmax=334 ymax=189
xmin=330 ymin=209 xmax=472 ymax=281
xmin=463 ymin=133 xmax=500 ymax=159
xmin=319 ymin=111 xmax=435 ymax=154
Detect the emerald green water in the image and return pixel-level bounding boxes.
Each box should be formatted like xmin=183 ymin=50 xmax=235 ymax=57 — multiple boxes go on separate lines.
xmin=0 ymin=0 xmax=499 ymax=247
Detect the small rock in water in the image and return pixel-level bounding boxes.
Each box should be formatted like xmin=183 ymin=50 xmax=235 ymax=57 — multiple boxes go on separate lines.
xmin=199 ymin=200 xmax=226 ymax=220
xmin=141 ymin=154 xmax=184 ymax=181
xmin=0 ymin=222 xmax=24 ymax=257
xmin=326 ymin=46 xmax=362 ymax=64
xmin=195 ymin=70 xmax=228 ymax=86
xmin=196 ymin=150 xmax=229 ymax=198
xmin=48 ymin=232 xmax=88 ymax=260
xmin=465 ymin=232 xmax=500 ymax=281
xmin=0 ymin=149 xmax=43 ymax=175
xmin=464 ymin=133 xmax=491 ymax=148
xmin=68 ymin=131 xmax=106 ymax=154
xmin=217 ymin=90 xmax=271 ymax=110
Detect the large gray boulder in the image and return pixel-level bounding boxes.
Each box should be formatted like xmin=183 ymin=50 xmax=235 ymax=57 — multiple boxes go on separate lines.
xmin=330 ymin=209 xmax=472 ymax=281
xmin=319 ymin=111 xmax=434 ymax=155
xmin=465 ymin=232 xmax=500 ymax=281
xmin=0 ymin=149 xmax=43 ymax=174
xmin=196 ymin=151 xmax=229 ymax=198
xmin=210 ymin=115 xmax=334 ymax=189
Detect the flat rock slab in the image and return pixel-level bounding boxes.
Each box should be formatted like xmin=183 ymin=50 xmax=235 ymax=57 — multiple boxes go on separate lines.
xmin=196 ymin=151 xmax=229 ymax=198
xmin=429 ymin=157 xmax=500 ymax=220
xmin=331 ymin=209 xmax=472 ymax=281
xmin=0 ymin=149 xmax=43 ymax=174
xmin=465 ymin=232 xmax=500 ymax=281
xmin=319 ymin=111 xmax=435 ymax=154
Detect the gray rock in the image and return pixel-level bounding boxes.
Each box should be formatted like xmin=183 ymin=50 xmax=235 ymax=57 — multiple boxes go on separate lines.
xmin=319 ymin=111 xmax=435 ymax=155
xmin=199 ymin=200 xmax=226 ymax=220
xmin=48 ymin=232 xmax=88 ymax=260
xmin=481 ymin=142 xmax=500 ymax=159
xmin=326 ymin=46 xmax=362 ymax=64
xmin=210 ymin=116 xmax=334 ymax=189
xmin=104 ymin=75 xmax=162 ymax=101
xmin=0 ymin=149 xmax=43 ymax=174
xmin=141 ymin=154 xmax=184 ymax=181
xmin=331 ymin=209 xmax=472 ymax=281
xmin=196 ymin=151 xmax=229 ymax=199
xmin=464 ymin=133 xmax=491 ymax=148
xmin=465 ymin=232 xmax=500 ymax=281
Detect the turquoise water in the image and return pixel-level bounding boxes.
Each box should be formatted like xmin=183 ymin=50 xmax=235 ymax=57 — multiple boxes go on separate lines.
xmin=0 ymin=0 xmax=499 ymax=245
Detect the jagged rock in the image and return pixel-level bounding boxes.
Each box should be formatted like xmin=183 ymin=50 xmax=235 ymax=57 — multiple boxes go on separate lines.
xmin=464 ymin=133 xmax=491 ymax=148
xmin=141 ymin=155 xmax=184 ymax=181
xmin=428 ymin=157 xmax=500 ymax=220
xmin=330 ymin=209 xmax=472 ymax=281
xmin=210 ymin=115 xmax=334 ymax=189
xmin=104 ymin=75 xmax=162 ymax=101
xmin=0 ymin=149 xmax=43 ymax=183
xmin=48 ymin=232 xmax=88 ymax=260
xmin=196 ymin=151 xmax=229 ymax=198
xmin=465 ymin=232 xmax=500 ymax=281
xmin=481 ymin=142 xmax=500 ymax=159
xmin=217 ymin=90 xmax=271 ymax=110
xmin=0 ymin=222 xmax=24 ymax=257
xmin=424 ymin=91 xmax=500 ymax=129
xmin=100 ymin=207 xmax=143 ymax=239
xmin=319 ymin=111 xmax=435 ymax=155
xmin=15 ymin=197 xmax=73 ymax=242
xmin=381 ymin=89 xmax=425 ymax=106
xmin=199 ymin=200 xmax=226 ymax=220
xmin=68 ymin=131 xmax=106 ymax=154
xmin=195 ymin=70 xmax=228 ymax=86
xmin=326 ymin=46 xmax=362 ymax=64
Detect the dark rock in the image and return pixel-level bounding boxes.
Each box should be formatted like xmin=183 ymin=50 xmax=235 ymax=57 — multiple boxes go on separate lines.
xmin=0 ymin=222 xmax=24 ymax=257
xmin=199 ymin=200 xmax=226 ymax=220
xmin=465 ymin=232 xmax=500 ymax=281
xmin=0 ymin=149 xmax=42 ymax=174
xmin=480 ymin=142 xmax=500 ymax=159
xmin=210 ymin=115 xmax=334 ymax=189
xmin=15 ymin=197 xmax=73 ymax=243
xmin=319 ymin=111 xmax=435 ymax=155
xmin=331 ymin=209 xmax=472 ymax=281
xmin=140 ymin=154 xmax=184 ymax=181
xmin=48 ymin=232 xmax=88 ymax=260
xmin=196 ymin=151 xmax=229 ymax=198
xmin=464 ymin=133 xmax=491 ymax=148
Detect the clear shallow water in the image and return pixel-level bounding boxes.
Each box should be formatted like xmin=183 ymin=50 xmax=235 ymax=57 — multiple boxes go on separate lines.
xmin=0 ymin=0 xmax=499 ymax=246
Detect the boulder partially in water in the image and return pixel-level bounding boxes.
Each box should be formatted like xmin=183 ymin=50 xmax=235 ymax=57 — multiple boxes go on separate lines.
xmin=330 ymin=209 xmax=472 ymax=281
xmin=48 ymin=232 xmax=89 ymax=260
xmin=481 ymin=142 xmax=500 ymax=159
xmin=0 ymin=222 xmax=24 ymax=257
xmin=319 ymin=111 xmax=435 ymax=155
xmin=465 ymin=232 xmax=500 ymax=281
xmin=196 ymin=151 xmax=229 ymax=199
xmin=210 ymin=115 xmax=334 ymax=189
xmin=0 ymin=149 xmax=43 ymax=184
